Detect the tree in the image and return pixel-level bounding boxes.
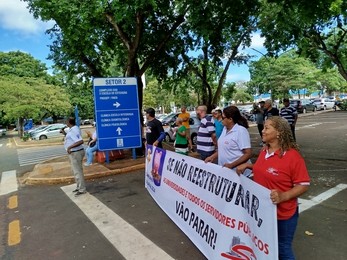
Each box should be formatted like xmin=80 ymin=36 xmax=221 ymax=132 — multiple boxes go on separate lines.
xmin=222 ymin=82 xmax=237 ymax=105
xmin=24 ymin=0 xmax=193 ymax=124
xmin=0 ymin=76 xmax=71 ymax=137
xmin=233 ymin=88 xmax=253 ymax=104
xmin=0 ymin=51 xmax=71 ymax=136
xmin=258 ymin=0 xmax=347 ymax=81
xmin=0 ymin=51 xmax=48 ymax=78
xmin=177 ymin=0 xmax=259 ymax=112
xmin=248 ymin=51 xmax=321 ymax=99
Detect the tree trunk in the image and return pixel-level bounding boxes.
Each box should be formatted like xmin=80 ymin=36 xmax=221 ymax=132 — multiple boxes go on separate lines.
xmin=18 ymin=117 xmax=24 ymax=138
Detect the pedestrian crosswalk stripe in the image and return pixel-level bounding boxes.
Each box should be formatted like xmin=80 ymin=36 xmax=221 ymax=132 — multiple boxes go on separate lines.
xmin=61 ymin=184 xmax=174 ymax=260
xmin=299 ymin=183 xmax=347 ymax=213
xmin=0 ymin=170 xmax=18 ymax=196
xmin=17 ymin=145 xmax=67 ymax=166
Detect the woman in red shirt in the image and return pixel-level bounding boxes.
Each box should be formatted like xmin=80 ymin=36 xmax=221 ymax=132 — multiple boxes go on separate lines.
xmin=237 ymin=116 xmax=310 ymax=260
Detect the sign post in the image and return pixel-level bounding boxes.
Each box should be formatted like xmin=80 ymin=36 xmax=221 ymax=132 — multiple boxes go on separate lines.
xmin=93 ymin=77 xmax=142 ymax=159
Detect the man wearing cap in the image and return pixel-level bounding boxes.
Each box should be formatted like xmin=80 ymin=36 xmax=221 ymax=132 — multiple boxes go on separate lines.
xmin=144 ymin=107 xmax=166 ymax=148
xmin=280 ymin=98 xmax=298 ymax=141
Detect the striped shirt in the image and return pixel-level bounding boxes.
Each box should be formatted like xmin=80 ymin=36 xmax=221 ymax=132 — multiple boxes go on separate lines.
xmin=197 ymin=115 xmax=215 ymax=153
xmin=280 ymin=106 xmax=297 ymax=125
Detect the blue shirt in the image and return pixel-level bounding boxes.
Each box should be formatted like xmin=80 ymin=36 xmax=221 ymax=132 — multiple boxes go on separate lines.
xmin=214 ymin=119 xmax=224 ymax=139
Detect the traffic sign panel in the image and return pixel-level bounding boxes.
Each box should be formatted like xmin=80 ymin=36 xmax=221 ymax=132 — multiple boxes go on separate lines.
xmin=93 ymin=77 xmax=142 ymax=150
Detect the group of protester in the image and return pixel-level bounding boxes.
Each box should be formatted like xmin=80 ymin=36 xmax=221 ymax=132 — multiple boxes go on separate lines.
xmin=62 ymin=97 xmax=308 ymax=259
xmin=144 ymin=100 xmax=309 ymax=260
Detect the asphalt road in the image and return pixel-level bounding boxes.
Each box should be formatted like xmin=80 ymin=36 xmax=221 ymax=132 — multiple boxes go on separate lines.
xmin=0 ymin=110 xmax=346 ymax=260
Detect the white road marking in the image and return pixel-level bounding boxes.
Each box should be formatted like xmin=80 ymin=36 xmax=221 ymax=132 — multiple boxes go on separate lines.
xmin=0 ymin=170 xmax=18 ymax=195
xmin=17 ymin=145 xmax=67 ymax=166
xmin=296 ymin=123 xmax=322 ymax=130
xmin=299 ymin=183 xmax=347 ymax=213
xmin=61 ymin=184 xmax=174 ymax=260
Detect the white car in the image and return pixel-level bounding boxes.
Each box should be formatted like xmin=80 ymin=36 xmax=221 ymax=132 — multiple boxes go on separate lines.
xmin=31 ymin=123 xmax=66 ymax=140
xmin=0 ymin=128 xmax=6 ymax=136
xmin=164 ymin=116 xmax=201 ymax=145
xmin=312 ymin=98 xmax=335 ymax=110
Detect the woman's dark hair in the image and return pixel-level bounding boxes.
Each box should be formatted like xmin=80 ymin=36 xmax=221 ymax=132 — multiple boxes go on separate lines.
xmin=68 ymin=117 xmax=76 ymax=126
xmin=223 ymin=106 xmax=249 ymax=128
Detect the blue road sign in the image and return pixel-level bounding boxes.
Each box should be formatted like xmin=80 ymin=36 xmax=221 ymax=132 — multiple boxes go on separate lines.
xmin=93 ymin=77 xmax=142 ymax=151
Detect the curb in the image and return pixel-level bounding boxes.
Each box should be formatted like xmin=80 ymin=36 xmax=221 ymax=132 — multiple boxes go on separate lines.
xmin=23 ymin=163 xmax=145 ymax=185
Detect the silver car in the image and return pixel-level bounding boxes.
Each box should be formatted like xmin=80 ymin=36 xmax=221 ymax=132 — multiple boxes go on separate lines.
xmin=164 ymin=116 xmax=201 ymax=145
xmin=313 ymin=98 xmax=335 ymax=110
xmin=31 ymin=123 xmax=66 ymax=140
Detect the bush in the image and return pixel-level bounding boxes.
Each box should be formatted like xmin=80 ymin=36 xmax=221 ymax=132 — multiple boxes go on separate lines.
xmin=338 ymin=100 xmax=347 ymax=110
xmin=22 ymin=133 xmax=30 ymax=141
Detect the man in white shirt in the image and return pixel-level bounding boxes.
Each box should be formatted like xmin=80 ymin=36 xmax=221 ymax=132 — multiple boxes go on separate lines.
xmin=61 ymin=117 xmax=86 ymax=196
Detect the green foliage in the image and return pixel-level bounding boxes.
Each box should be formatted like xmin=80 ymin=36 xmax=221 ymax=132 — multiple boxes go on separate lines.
xmin=0 ymin=51 xmax=72 ymax=133
xmin=0 ymin=51 xmax=48 ymax=78
xmin=248 ymin=51 xmax=327 ymax=99
xmin=233 ymin=89 xmax=253 ymax=104
xmin=258 ymin=0 xmax=347 ymax=81
xmin=223 ymin=82 xmax=237 ymax=103
xmin=0 ymin=76 xmax=71 ymax=122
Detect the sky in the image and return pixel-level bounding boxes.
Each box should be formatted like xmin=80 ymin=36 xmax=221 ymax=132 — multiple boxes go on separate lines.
xmin=0 ymin=0 xmax=266 ymax=82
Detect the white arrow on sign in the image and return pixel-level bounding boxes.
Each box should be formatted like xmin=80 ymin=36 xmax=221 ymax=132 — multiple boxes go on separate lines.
xmin=116 ymin=127 xmax=123 ymax=135
xmin=113 ymin=102 xmax=121 ymax=108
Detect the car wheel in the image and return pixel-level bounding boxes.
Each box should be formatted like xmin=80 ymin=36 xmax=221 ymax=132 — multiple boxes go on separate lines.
xmin=191 ymin=133 xmax=197 ymax=145
xmin=164 ymin=133 xmax=171 ymax=142
xmin=303 ymin=108 xmax=307 ymax=114
xmin=39 ymin=135 xmax=47 ymax=140
xmin=323 ymin=105 xmax=327 ymax=110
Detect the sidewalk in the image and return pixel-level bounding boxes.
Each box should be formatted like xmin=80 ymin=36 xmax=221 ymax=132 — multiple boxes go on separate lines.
xmin=11 ymin=134 xmax=147 ymax=185
xmin=20 ymin=149 xmax=146 ymax=186
xmin=13 ymin=135 xmax=182 ymax=185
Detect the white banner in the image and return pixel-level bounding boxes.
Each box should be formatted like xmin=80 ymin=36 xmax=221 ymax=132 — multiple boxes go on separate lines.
xmin=145 ymin=146 xmax=278 ymax=259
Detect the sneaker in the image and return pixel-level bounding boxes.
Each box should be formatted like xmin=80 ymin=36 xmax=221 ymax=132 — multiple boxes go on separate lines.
xmin=72 ymin=189 xmax=79 ymax=193
xmin=84 ymin=163 xmax=92 ymax=167
xmin=74 ymin=191 xmax=86 ymax=196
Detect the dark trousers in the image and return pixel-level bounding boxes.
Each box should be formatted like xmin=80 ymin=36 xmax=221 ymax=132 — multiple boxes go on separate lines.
xmin=290 ymin=124 xmax=296 ymax=141
xmin=257 ymin=123 xmax=264 ymax=139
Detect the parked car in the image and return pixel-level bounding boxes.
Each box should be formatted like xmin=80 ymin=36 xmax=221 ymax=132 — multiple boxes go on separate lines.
xmin=312 ymin=98 xmax=335 ymax=110
xmin=31 ymin=123 xmax=66 ymax=140
xmin=300 ymin=99 xmax=317 ymax=113
xmin=81 ymin=119 xmax=93 ymax=125
xmin=161 ymin=113 xmax=179 ymax=126
xmin=0 ymin=128 xmax=6 ymax=136
xmin=156 ymin=114 xmax=167 ymax=122
xmin=289 ymin=99 xmax=317 ymax=113
xmin=27 ymin=125 xmax=49 ymax=137
xmin=164 ymin=116 xmax=201 ymax=145
xmin=289 ymin=99 xmax=304 ymax=113
xmin=238 ymin=105 xmax=255 ymax=121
